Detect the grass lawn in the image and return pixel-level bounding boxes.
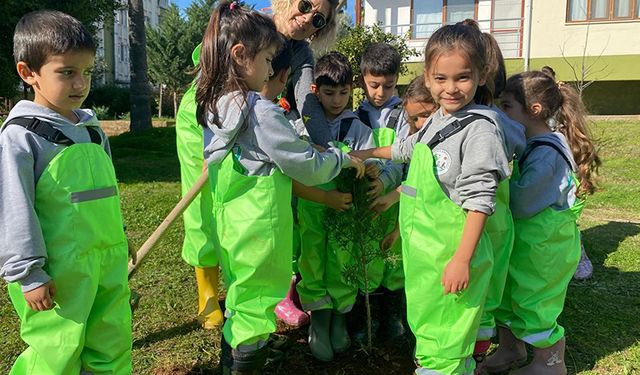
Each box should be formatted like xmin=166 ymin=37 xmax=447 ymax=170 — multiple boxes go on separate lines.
xmin=1 ymin=121 xmax=639 ymax=374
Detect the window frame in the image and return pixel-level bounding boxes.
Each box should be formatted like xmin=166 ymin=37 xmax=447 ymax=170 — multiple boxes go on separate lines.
xmin=566 ymin=0 xmax=639 ymax=23
xmin=410 ymin=0 xmax=479 ymax=40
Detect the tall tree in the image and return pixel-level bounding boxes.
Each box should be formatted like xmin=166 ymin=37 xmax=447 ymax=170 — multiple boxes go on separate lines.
xmin=183 ymin=0 xmax=218 ymax=51
xmin=147 ymin=4 xmax=191 ymax=117
xmin=128 ymin=0 xmax=152 ymax=132
xmin=0 ymin=0 xmax=119 ymax=99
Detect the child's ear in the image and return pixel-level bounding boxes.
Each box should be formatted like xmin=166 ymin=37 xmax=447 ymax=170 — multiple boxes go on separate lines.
xmin=422 ymin=69 xmax=431 ymax=89
xmin=478 ymin=67 xmax=489 ymax=87
xmin=230 ymin=43 xmax=247 ymax=66
xmin=311 ymin=84 xmax=318 ymax=95
xmin=16 ymin=62 xmax=37 ymax=86
xmin=530 ymin=103 xmax=543 ymax=117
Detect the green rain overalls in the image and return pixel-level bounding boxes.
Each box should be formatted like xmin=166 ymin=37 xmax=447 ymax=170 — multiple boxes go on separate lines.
xmin=499 ymin=140 xmax=583 ymax=348
xmin=399 ymin=114 xmax=494 ymax=375
xmin=478 ymin=170 xmax=514 ymax=341
xmin=5 ymin=118 xmax=131 ymax=374
xmin=359 ymin=106 xmax=405 ymax=292
xmin=176 ymin=45 xmax=218 ymax=267
xmin=209 ymin=146 xmax=293 ymax=349
xmin=297 ymin=119 xmax=359 ymax=313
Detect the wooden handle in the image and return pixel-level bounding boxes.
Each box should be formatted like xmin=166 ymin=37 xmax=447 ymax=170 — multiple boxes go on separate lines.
xmin=128 ymin=170 xmax=209 ymax=278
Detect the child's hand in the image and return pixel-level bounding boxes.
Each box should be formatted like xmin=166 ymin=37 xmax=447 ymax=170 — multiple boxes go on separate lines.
xmin=348 ymin=156 xmax=366 ymax=179
xmin=380 ymin=227 xmax=400 ymax=251
xmin=349 ymin=149 xmax=371 ymax=161
xmin=441 ymin=258 xmax=470 ymax=295
xmin=23 ymin=281 xmax=56 ymax=311
xmin=365 ymin=163 xmax=380 ymax=179
xmin=128 ymin=238 xmax=137 ymax=265
xmin=369 ymin=190 xmax=400 ymax=216
xmin=367 ymin=178 xmax=384 ymax=198
xmin=324 ymin=190 xmax=353 ymax=212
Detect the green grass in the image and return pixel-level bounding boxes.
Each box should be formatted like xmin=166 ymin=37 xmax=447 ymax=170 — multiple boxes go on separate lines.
xmin=1 ymin=122 xmax=640 ymax=374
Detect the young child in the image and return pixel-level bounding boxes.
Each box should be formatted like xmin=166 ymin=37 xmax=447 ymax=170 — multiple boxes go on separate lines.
xmin=175 ymin=43 xmax=225 ymax=330
xmin=194 ymin=3 xmax=363 ymax=372
xmin=481 ymin=71 xmax=600 ymax=375
xmin=0 ymin=10 xmax=132 ymax=374
xmin=353 ymin=43 xmax=411 ymax=341
xmin=350 ymin=23 xmax=511 ymax=374
xmin=294 ymin=51 xmax=376 ymax=362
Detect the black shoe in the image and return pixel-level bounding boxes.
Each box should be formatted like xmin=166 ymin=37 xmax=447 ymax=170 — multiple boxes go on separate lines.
xmin=379 ymin=288 xmax=407 ymax=340
xmin=220 ymin=337 xmax=268 ymax=375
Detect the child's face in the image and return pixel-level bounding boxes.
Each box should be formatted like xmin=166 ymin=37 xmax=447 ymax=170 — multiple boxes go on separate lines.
xmin=499 ymin=92 xmax=529 ymax=125
xmin=361 ymin=73 xmax=398 ymax=108
xmin=424 ymin=50 xmax=485 ymax=115
xmin=404 ymin=99 xmax=437 ymax=134
xmin=20 ymin=50 xmax=95 ymax=121
xmin=244 ymin=45 xmax=277 ymax=92
xmin=312 ymin=83 xmax=351 ymax=120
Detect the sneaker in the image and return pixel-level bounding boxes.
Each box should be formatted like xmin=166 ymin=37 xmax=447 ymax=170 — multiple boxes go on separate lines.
xmin=574 ymin=243 xmax=593 ymax=281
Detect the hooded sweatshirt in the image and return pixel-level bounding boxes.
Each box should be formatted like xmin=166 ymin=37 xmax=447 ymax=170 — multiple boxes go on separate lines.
xmin=203 ymin=91 xmax=352 ymax=186
xmin=392 ymin=103 xmax=511 ymax=215
xmin=509 ymin=132 xmax=578 ymax=219
xmin=357 ymin=96 xmax=410 ymax=190
xmin=293 ymin=109 xmax=377 ymax=153
xmin=0 ymin=100 xmax=110 ymax=292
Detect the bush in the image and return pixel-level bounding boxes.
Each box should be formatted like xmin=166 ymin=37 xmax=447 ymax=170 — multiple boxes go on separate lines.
xmin=85 ymin=85 xmax=130 ymax=119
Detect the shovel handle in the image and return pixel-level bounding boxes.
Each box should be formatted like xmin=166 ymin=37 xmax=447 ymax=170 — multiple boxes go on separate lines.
xmin=128 ymin=170 xmax=209 ymax=278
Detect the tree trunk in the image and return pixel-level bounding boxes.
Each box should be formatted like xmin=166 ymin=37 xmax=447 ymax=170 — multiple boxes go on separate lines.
xmin=128 ymin=0 xmax=152 ymax=133
xmin=159 ymin=84 xmax=163 ymax=118
xmin=173 ymin=91 xmax=178 ymax=119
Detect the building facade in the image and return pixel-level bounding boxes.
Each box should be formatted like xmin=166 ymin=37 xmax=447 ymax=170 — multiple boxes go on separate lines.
xmin=96 ymin=0 xmax=169 ymax=85
xmin=360 ymin=0 xmax=640 ymax=114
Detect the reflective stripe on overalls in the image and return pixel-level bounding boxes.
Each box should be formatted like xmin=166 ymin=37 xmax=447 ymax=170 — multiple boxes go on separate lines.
xmin=400 ymin=114 xmax=494 ymax=375
xmin=5 ymin=118 xmax=131 ymax=374
xmin=478 ymin=175 xmax=515 ymax=340
xmin=209 ymin=147 xmax=292 ymax=349
xmin=176 ymin=44 xmax=218 ymax=267
xmin=499 ymin=140 xmax=583 ymax=348
xmin=297 ymin=119 xmax=358 ymax=313
xmin=360 ymin=106 xmax=405 ymax=292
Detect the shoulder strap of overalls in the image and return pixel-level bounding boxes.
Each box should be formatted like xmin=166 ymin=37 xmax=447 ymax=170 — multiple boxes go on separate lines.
xmin=422 ymin=113 xmax=495 ymax=149
xmin=518 ymin=140 xmax=574 ymax=171
xmin=3 ymin=117 xmax=103 ymax=146
xmin=357 ymin=109 xmax=371 ymax=128
xmin=385 ymin=103 xmax=403 ymax=129
xmin=338 ymin=117 xmax=355 ymax=143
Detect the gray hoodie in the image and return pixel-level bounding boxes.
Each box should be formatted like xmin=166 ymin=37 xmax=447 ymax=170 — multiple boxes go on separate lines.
xmin=357 ymin=96 xmax=410 ymax=190
xmin=203 ymin=91 xmax=352 ymax=185
xmin=293 ymin=109 xmax=377 ymax=152
xmin=491 ymin=104 xmax=527 ymax=162
xmin=0 ymin=101 xmax=110 ymax=292
xmin=392 ymin=104 xmax=511 ymax=215
xmin=510 ymin=132 xmax=578 ymax=219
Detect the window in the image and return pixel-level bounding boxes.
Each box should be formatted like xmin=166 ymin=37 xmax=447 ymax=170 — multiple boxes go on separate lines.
xmin=412 ymin=0 xmax=477 ymax=38
xmin=568 ymin=0 xmax=639 ymax=21
xmin=492 ymin=0 xmax=524 ymax=58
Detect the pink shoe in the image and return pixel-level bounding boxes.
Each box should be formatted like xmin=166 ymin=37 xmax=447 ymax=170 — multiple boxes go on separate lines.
xmin=276 ymin=298 xmax=310 ymax=327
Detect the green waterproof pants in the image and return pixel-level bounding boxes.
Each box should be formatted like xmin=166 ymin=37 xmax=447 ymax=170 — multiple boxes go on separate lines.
xmin=297 ymin=196 xmax=358 ymax=313
xmin=8 ymin=142 xmax=131 ymax=374
xmin=400 ymin=143 xmax=493 ymax=375
xmin=209 ymin=152 xmax=292 ymax=349
xmin=499 ymin=202 xmax=582 ymax=348
xmin=477 ymin=180 xmax=514 ymax=340
xmin=176 ymin=45 xmax=218 ymax=267
xmin=365 ymin=127 xmax=404 ymax=292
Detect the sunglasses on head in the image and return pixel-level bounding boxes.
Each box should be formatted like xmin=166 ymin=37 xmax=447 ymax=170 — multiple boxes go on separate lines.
xmin=298 ymin=0 xmax=327 ymax=29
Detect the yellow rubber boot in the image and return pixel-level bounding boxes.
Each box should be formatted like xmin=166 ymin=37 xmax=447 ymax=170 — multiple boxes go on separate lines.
xmin=195 ymin=266 xmax=224 ymax=329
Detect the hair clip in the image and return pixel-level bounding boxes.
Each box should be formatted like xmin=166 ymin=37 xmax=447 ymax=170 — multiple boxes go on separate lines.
xmin=556 ymin=80 xmax=566 ymax=88
xmin=229 ymin=0 xmax=240 ymax=10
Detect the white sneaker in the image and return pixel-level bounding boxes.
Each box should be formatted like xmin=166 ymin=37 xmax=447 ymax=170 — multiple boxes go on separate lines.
xmin=574 ymin=243 xmax=593 ymax=280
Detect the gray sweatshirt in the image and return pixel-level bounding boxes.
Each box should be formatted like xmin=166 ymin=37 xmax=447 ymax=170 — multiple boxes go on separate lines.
xmin=203 ymin=91 xmax=352 ymax=185
xmin=0 ymin=101 xmax=111 ymax=292
xmin=391 ymin=104 xmax=511 ymax=215
xmin=285 ymin=39 xmax=333 ymax=148
xmin=294 ymin=109 xmax=377 ymax=153
xmin=357 ymin=96 xmax=410 ymax=191
xmin=510 ymin=132 xmax=578 ymax=219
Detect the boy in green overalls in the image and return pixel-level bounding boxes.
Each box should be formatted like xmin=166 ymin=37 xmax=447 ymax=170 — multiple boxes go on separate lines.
xmin=0 ymin=10 xmax=133 ymax=374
